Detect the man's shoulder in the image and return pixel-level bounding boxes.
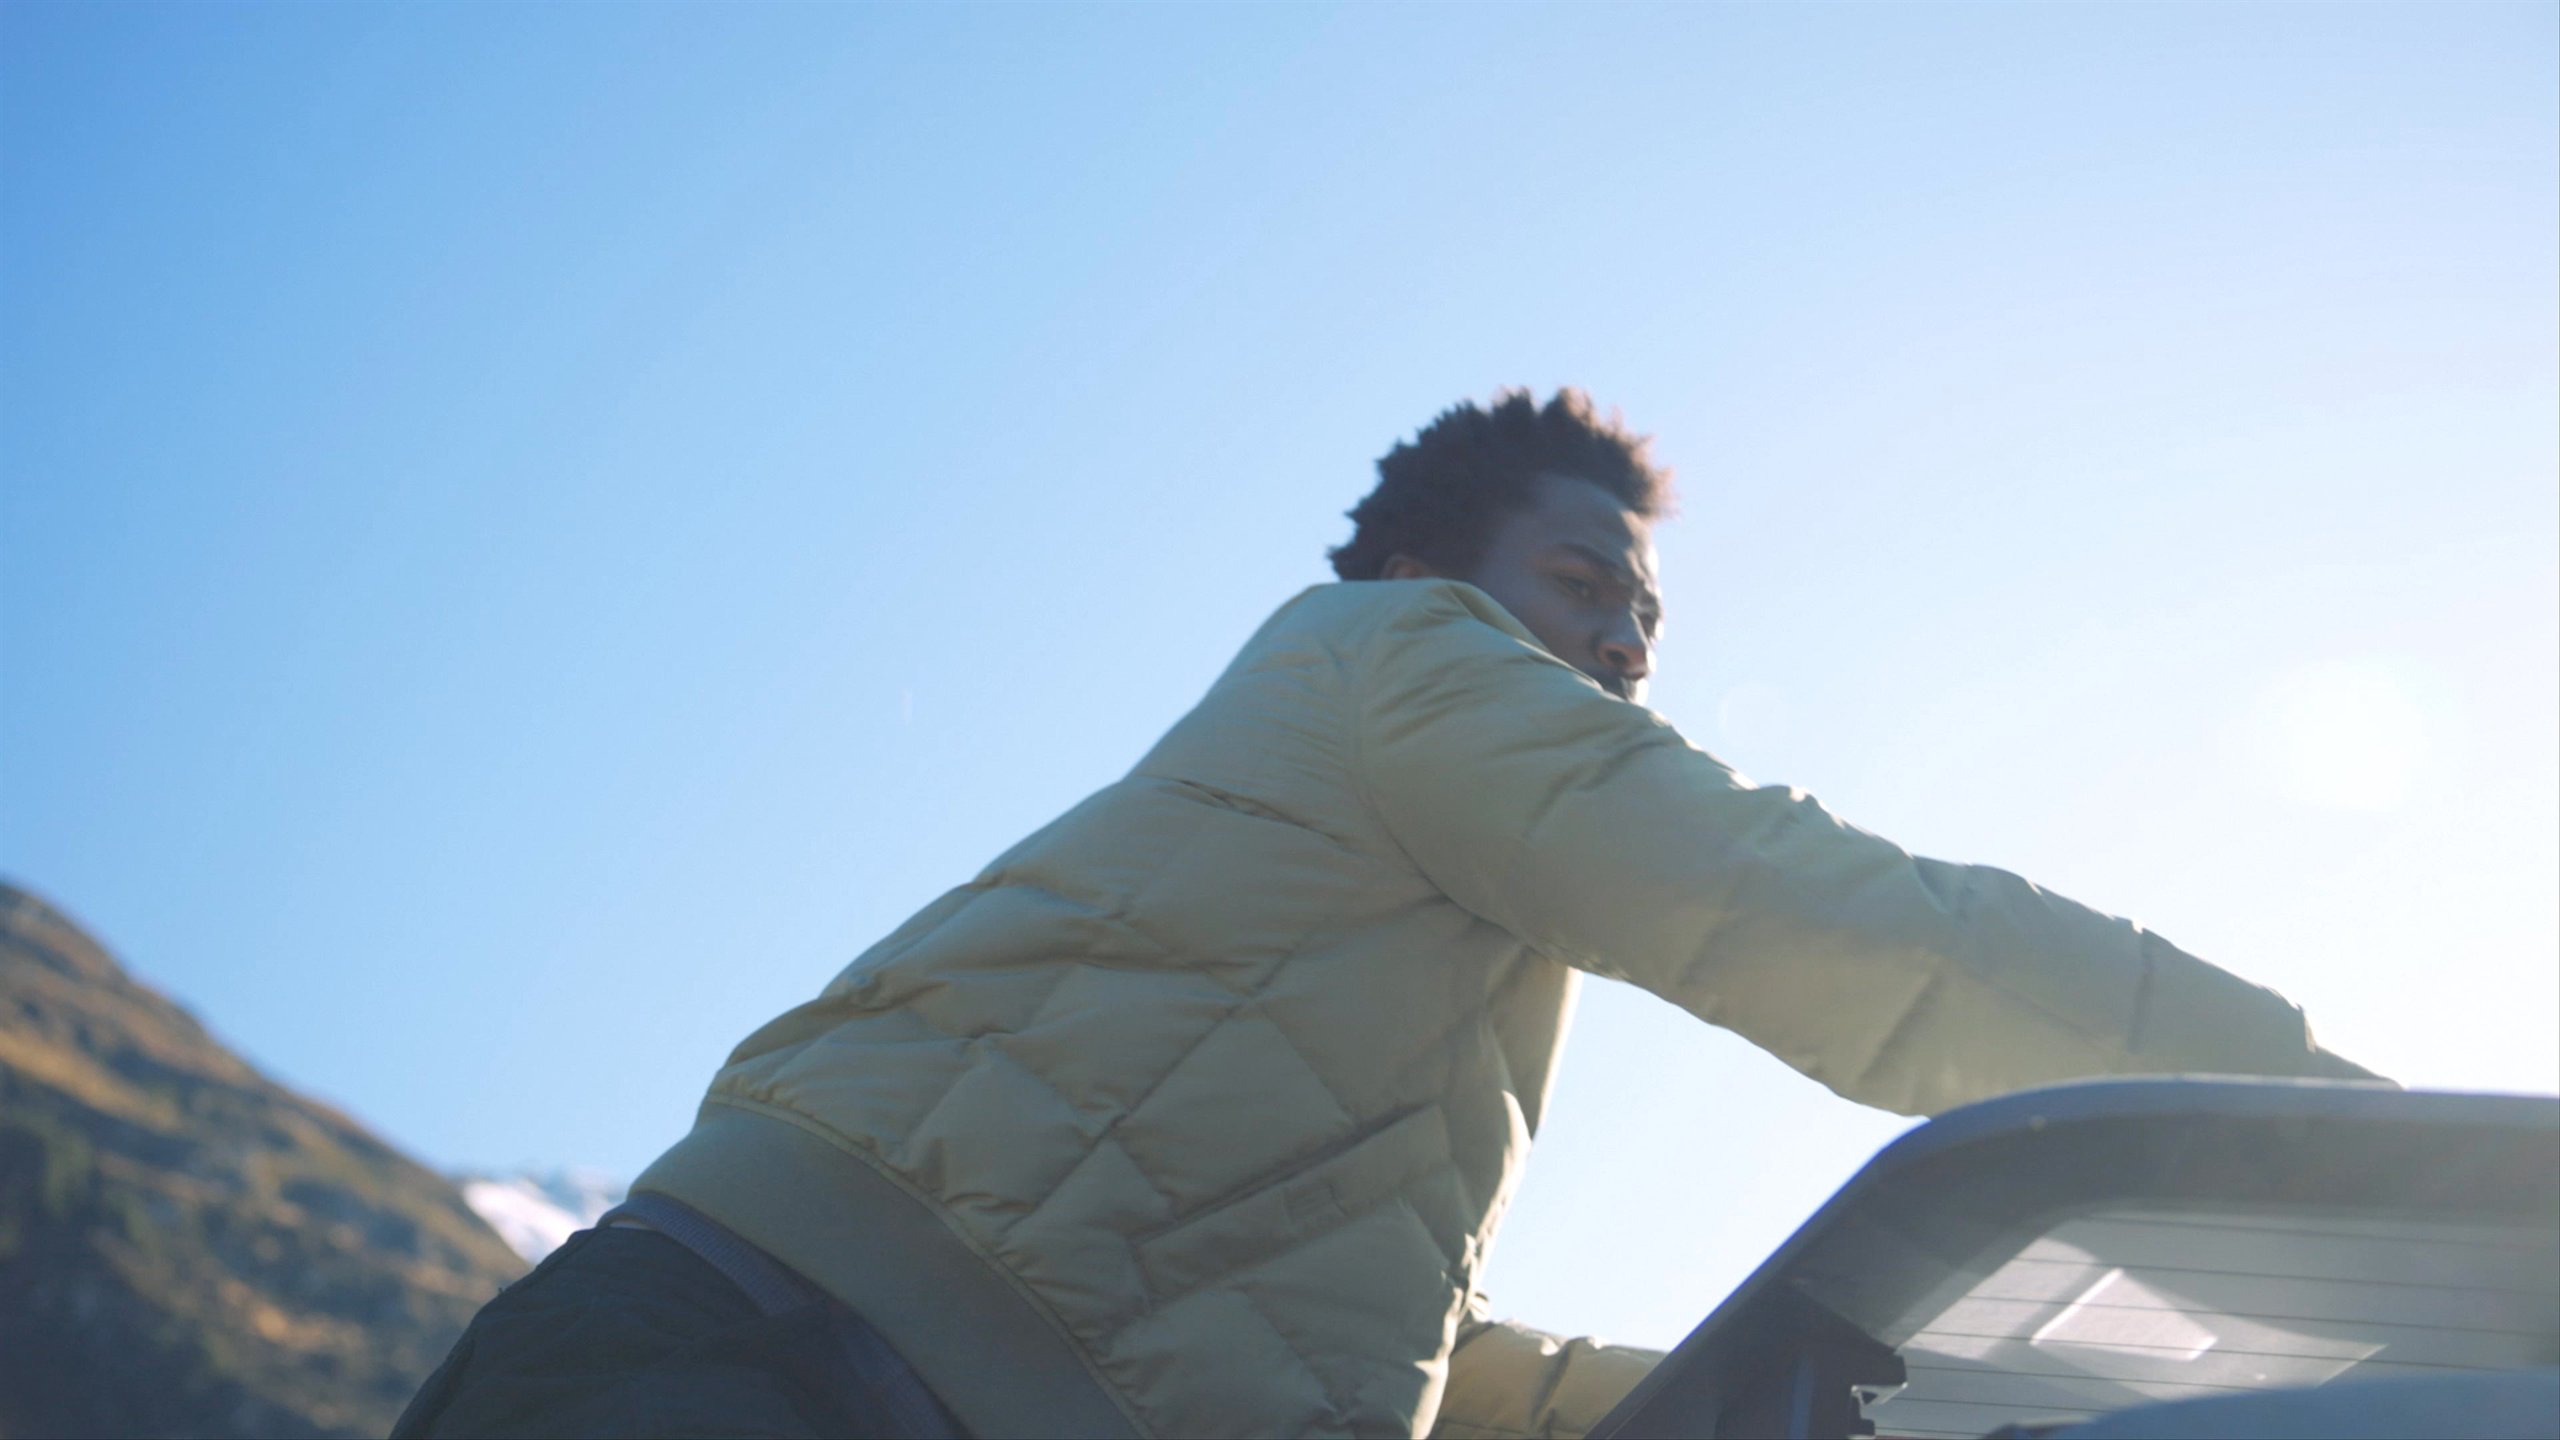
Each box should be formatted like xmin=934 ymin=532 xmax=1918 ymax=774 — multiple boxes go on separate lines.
xmin=1244 ymin=579 xmax=1534 ymax=657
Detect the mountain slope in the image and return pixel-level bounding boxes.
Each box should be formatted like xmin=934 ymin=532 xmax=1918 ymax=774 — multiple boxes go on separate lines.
xmin=0 ymin=880 xmax=527 ymax=1439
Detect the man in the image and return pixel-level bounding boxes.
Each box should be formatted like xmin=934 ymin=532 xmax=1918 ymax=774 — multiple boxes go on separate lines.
xmin=399 ymin=389 xmax=2374 ymax=1440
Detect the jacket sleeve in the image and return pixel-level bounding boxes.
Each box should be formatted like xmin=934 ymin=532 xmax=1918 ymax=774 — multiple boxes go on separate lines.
xmin=1351 ymin=583 xmax=2376 ymax=1117
xmin=1428 ymin=1295 xmax=1661 ymax=1440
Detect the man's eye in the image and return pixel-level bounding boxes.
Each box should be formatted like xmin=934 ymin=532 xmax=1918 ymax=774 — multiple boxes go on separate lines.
xmin=1557 ymin=576 xmax=1595 ymax=600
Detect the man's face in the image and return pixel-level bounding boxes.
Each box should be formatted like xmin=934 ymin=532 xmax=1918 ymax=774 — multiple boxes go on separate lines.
xmin=1386 ymin=473 xmax=1664 ymax=702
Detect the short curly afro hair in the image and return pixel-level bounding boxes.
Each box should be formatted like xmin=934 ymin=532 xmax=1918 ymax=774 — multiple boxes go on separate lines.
xmin=1328 ymin=388 xmax=1673 ymax=581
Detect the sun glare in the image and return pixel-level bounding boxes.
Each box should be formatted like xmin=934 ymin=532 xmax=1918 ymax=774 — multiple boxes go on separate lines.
xmin=2231 ymin=660 xmax=2436 ymax=813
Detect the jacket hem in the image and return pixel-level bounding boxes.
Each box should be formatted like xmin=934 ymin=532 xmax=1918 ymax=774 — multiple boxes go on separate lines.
xmin=633 ymin=1099 xmax=1148 ymax=1440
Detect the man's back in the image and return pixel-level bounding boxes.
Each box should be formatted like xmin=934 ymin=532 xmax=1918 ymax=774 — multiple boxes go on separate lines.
xmin=638 ymin=580 xmax=1591 ymax=1438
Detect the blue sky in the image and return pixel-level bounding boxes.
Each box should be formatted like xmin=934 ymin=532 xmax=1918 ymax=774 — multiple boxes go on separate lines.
xmin=5 ymin=2 xmax=2554 ymax=1348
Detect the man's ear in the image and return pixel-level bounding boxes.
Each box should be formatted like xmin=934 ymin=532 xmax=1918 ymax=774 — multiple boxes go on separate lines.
xmin=1380 ymin=554 xmax=1439 ymax=581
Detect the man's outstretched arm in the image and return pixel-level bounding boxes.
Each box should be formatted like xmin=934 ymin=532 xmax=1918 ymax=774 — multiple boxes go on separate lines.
xmin=1428 ymin=1294 xmax=1661 ymax=1440
xmin=1352 ymin=582 xmax=2379 ymax=1117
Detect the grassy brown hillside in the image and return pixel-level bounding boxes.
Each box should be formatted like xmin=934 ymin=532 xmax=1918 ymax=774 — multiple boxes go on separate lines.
xmin=0 ymin=881 xmax=526 ymax=1439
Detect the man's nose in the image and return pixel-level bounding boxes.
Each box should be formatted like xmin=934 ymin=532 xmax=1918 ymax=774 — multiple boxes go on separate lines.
xmin=1596 ymin=619 xmax=1651 ymax=687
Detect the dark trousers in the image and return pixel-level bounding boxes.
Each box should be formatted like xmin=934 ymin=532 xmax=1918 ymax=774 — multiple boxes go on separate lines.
xmin=393 ymin=1225 xmax=965 ymax=1439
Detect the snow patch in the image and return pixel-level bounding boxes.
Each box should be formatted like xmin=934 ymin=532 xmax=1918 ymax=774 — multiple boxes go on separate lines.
xmin=456 ymin=1167 xmax=627 ymax=1263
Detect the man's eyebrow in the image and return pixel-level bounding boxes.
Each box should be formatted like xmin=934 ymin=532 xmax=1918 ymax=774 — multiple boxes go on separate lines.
xmin=1554 ymin=541 xmax=1665 ymax=615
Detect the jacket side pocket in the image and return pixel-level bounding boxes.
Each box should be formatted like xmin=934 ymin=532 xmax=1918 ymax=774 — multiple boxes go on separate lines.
xmin=1130 ymin=1106 xmax=1454 ymax=1307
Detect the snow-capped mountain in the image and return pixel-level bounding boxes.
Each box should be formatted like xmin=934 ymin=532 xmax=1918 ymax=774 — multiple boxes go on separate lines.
xmin=455 ymin=1167 xmax=627 ymax=1263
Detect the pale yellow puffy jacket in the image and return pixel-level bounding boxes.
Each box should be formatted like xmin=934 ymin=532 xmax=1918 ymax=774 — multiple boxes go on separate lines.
xmin=636 ymin=579 xmax=2366 ymax=1440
